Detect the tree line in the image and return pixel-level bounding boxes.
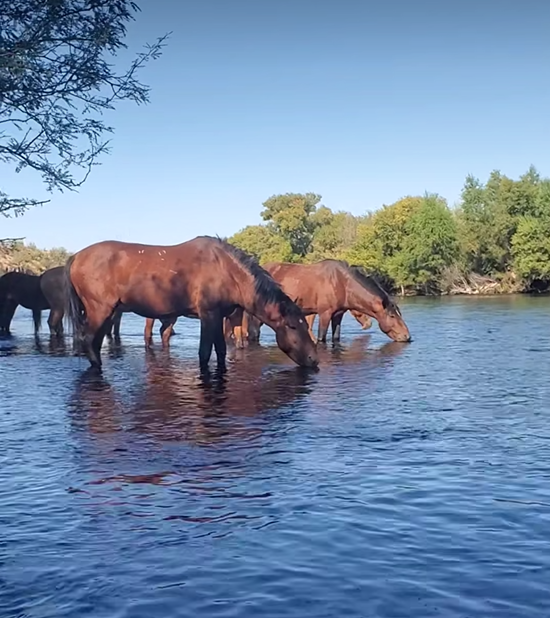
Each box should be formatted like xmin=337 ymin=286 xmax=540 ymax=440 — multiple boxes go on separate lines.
xmin=0 ymin=242 xmax=71 ymax=275
xmin=2 ymin=4 xmax=548 ymax=296
xmin=229 ymin=166 xmax=550 ymax=295
xmin=3 ymin=166 xmax=548 ymax=295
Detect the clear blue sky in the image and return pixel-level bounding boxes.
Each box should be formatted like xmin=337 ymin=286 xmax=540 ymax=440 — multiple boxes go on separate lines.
xmin=3 ymin=0 xmax=550 ymax=251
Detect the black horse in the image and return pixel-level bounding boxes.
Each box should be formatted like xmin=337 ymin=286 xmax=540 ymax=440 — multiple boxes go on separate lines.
xmin=0 ymin=266 xmax=123 ymax=339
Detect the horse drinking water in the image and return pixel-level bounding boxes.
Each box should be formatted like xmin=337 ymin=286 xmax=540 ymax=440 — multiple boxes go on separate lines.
xmin=263 ymin=260 xmax=411 ymax=343
xmin=64 ymin=236 xmax=318 ymax=371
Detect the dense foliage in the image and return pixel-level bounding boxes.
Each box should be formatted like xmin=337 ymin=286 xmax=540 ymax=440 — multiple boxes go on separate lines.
xmin=3 ymin=166 xmax=549 ymax=294
xmin=0 ymin=241 xmax=71 ymax=275
xmin=230 ymin=167 xmax=550 ymax=294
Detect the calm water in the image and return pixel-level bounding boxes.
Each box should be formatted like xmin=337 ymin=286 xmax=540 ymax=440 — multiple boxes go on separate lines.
xmin=1 ymin=296 xmax=550 ymax=618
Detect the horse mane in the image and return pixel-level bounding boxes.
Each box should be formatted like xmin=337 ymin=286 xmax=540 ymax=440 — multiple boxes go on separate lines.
xmin=208 ymin=237 xmax=302 ymax=315
xmin=347 ymin=264 xmax=393 ymax=310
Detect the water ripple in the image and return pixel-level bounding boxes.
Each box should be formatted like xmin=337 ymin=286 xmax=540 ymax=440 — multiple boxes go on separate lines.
xmin=2 ymin=298 xmax=550 ymax=617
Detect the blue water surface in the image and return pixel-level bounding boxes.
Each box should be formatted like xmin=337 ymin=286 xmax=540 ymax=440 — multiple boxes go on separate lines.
xmin=1 ymin=296 xmax=550 ymax=618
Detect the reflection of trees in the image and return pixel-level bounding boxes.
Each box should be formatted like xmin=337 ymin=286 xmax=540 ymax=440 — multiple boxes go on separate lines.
xmin=68 ymin=351 xmax=314 ymax=447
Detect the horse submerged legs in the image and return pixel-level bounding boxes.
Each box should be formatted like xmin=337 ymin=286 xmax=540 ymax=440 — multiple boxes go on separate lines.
xmin=81 ymin=306 xmax=117 ymax=369
xmin=317 ymin=311 xmax=332 ymax=343
xmin=160 ymin=319 xmax=174 ymax=347
xmin=225 ymin=307 xmax=245 ymax=348
xmin=0 ymin=299 xmax=18 ymax=335
xmin=213 ymin=319 xmax=227 ymax=371
xmin=47 ymin=308 xmax=64 ymax=336
xmin=199 ymin=309 xmax=226 ymax=371
xmin=32 ymin=309 xmax=41 ymax=336
xmin=144 ymin=318 xmax=155 ymax=347
xmin=305 ymin=314 xmax=317 ymax=343
xmin=112 ymin=311 xmax=122 ymax=342
xmin=331 ymin=312 xmax=344 ymax=342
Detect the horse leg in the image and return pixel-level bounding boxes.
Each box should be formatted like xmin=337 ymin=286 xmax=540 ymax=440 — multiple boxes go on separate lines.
xmin=112 ymin=310 xmax=122 ymax=342
xmin=199 ymin=309 xmax=225 ymax=371
xmin=331 ymin=312 xmax=344 ymax=343
xmin=160 ymin=319 xmax=175 ymax=348
xmin=226 ymin=307 xmax=245 ymax=348
xmin=198 ymin=315 xmax=215 ymax=371
xmin=305 ymin=314 xmax=317 ymax=343
xmin=48 ymin=308 xmax=64 ymax=336
xmin=317 ymin=311 xmax=332 ymax=343
xmin=241 ymin=311 xmax=250 ymax=345
xmin=32 ymin=309 xmax=42 ymax=337
xmin=83 ymin=306 xmax=116 ymax=369
xmin=213 ymin=314 xmax=227 ymax=371
xmin=0 ymin=300 xmax=18 ymax=335
xmin=247 ymin=315 xmax=262 ymax=343
xmin=223 ymin=317 xmax=233 ymax=342
xmin=144 ymin=318 xmax=154 ymax=347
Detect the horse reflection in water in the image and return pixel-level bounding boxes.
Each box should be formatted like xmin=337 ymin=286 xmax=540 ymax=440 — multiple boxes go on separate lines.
xmin=69 ymin=351 xmax=315 ymax=449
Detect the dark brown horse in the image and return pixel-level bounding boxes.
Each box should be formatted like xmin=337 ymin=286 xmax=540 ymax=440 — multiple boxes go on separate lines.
xmin=65 ymin=236 xmax=318 ymax=371
xmin=0 ymin=267 xmax=68 ymax=335
xmin=0 ymin=267 xmax=122 ymax=339
xmin=260 ymin=260 xmax=410 ymax=343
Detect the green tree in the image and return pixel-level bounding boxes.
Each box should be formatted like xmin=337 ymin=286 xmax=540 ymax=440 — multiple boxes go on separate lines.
xmin=455 ymin=174 xmax=491 ymax=273
xmin=307 ymin=209 xmax=361 ymax=261
xmin=456 ymin=166 xmax=549 ymax=278
xmin=345 ymin=196 xmax=424 ymax=288
xmin=1 ymin=0 xmax=168 ymax=224
xmin=229 ymin=225 xmax=294 ymax=264
xmin=261 ymin=193 xmax=322 ymax=258
xmin=400 ymin=194 xmax=459 ymax=292
xmin=511 ymin=216 xmax=550 ymax=284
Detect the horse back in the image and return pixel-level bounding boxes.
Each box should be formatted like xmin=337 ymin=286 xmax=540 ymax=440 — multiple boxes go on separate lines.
xmin=0 ymin=271 xmax=49 ymax=311
xmin=265 ymin=261 xmax=347 ymax=314
xmin=69 ymin=238 xmax=243 ymax=316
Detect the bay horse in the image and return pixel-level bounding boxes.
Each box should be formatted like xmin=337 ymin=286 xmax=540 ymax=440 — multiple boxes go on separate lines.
xmin=260 ymin=260 xmax=410 ymax=343
xmin=144 ymin=317 xmax=177 ymax=347
xmin=304 ymin=309 xmax=372 ymax=342
xmin=226 ymin=309 xmax=371 ymax=346
xmin=64 ymin=236 xmax=318 ymax=371
xmin=144 ymin=309 xmax=257 ymax=350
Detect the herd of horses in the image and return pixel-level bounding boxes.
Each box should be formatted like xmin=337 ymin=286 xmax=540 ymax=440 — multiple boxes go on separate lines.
xmin=0 ymin=236 xmax=411 ymax=371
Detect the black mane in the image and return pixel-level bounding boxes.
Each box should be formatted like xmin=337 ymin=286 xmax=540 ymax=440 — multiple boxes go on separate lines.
xmin=212 ymin=237 xmax=301 ymax=314
xmin=348 ymin=265 xmax=393 ymax=309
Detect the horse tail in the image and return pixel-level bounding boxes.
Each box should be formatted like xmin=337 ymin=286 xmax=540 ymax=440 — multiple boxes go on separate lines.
xmin=64 ymin=255 xmax=86 ymax=345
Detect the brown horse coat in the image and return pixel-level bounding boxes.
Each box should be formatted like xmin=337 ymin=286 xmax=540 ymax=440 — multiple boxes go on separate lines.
xmin=65 ymin=236 xmax=318 ymax=370
xmin=263 ymin=260 xmax=410 ymax=343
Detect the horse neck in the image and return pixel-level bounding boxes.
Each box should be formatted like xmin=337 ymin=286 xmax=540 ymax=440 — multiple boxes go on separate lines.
xmin=225 ymin=260 xmax=284 ymax=330
xmin=345 ymin=277 xmax=382 ymax=317
xmin=239 ymin=277 xmax=283 ymax=329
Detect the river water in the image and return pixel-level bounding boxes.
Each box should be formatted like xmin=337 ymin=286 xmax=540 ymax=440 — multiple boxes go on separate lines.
xmin=1 ymin=296 xmax=550 ymax=618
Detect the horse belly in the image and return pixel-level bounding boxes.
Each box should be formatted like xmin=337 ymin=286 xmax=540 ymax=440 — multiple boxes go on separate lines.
xmin=120 ymin=278 xmax=195 ymax=319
